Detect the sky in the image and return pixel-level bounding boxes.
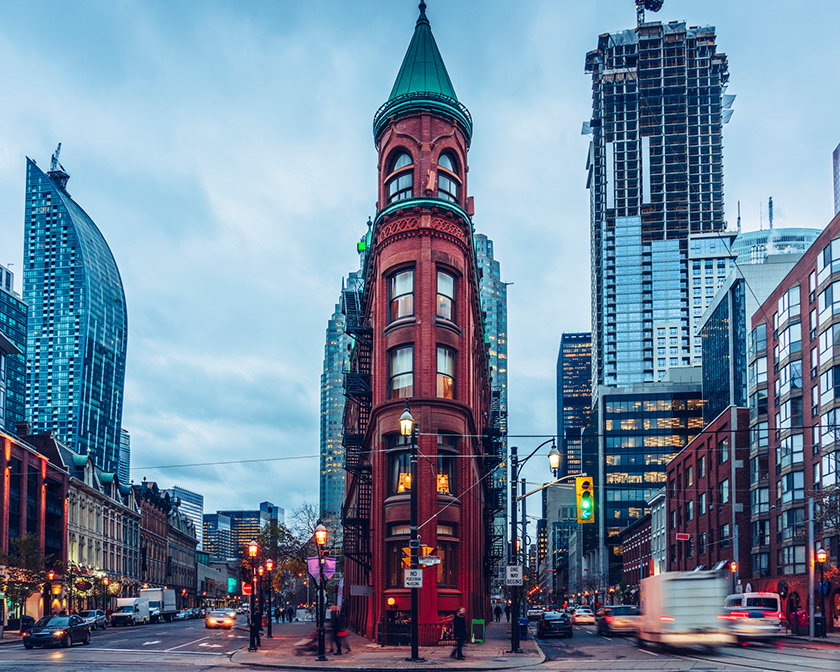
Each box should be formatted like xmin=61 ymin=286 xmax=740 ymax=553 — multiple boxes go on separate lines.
xmin=0 ymin=0 xmax=838 ymax=515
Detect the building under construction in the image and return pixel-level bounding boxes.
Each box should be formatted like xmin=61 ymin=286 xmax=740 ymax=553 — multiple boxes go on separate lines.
xmin=585 ymin=20 xmax=733 ymax=390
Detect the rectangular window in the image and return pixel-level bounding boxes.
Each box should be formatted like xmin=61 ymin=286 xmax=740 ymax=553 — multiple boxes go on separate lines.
xmin=389 ymin=346 xmax=414 ymax=399
xmin=698 ymin=455 xmax=705 ymax=478
xmin=720 ymin=523 xmax=731 ymax=549
xmin=437 ymin=452 xmax=456 ymax=495
xmin=388 ymin=450 xmax=412 ymax=494
xmin=437 ymin=347 xmax=455 ymax=399
xmin=719 ymin=438 xmax=729 ymax=464
xmin=720 ymin=478 xmax=729 ymax=504
xmin=686 ymin=465 xmax=693 ymax=488
xmin=699 ymin=492 xmax=706 ymax=515
xmin=686 ymin=500 xmax=693 ymax=521
xmin=389 ymin=270 xmax=414 ymax=321
xmin=436 ymin=541 xmax=457 ymax=587
xmin=437 ymin=271 xmax=455 ymax=321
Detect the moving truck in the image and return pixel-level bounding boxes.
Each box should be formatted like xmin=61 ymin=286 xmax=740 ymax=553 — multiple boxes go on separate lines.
xmin=637 ymin=571 xmax=734 ymax=650
xmin=111 ymin=597 xmax=151 ymax=626
xmin=140 ymin=588 xmax=177 ymax=622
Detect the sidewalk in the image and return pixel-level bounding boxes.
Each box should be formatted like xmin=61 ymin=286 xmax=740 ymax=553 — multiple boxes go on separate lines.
xmin=231 ymin=620 xmax=544 ymax=671
xmin=0 ymin=630 xmax=24 ymax=647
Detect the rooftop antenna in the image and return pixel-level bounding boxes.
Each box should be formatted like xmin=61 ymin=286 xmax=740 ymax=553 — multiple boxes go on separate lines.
xmin=768 ymin=196 xmax=774 ymax=229
xmin=636 ymin=0 xmax=664 ymax=27
xmin=47 ymin=142 xmax=70 ymax=190
xmin=759 ymin=201 xmax=763 ymax=230
xmin=737 ymin=201 xmax=741 ymax=233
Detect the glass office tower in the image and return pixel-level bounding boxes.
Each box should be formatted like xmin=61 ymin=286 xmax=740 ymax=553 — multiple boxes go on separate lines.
xmin=0 ymin=264 xmax=27 ymax=432
xmin=556 ymin=333 xmax=591 ymax=477
xmin=24 ymin=156 xmax=128 ymax=474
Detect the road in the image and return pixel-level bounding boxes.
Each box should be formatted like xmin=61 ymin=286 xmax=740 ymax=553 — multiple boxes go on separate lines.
xmin=537 ymin=622 xmax=840 ymax=671
xmin=0 ymin=614 xmax=250 ymax=671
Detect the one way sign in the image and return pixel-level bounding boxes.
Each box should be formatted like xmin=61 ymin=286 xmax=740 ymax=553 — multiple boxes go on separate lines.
xmin=506 ymin=565 xmax=523 ymax=586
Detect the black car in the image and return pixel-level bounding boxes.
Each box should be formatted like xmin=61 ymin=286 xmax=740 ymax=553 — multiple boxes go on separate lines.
xmin=23 ymin=615 xmax=91 ymax=649
xmin=537 ymin=610 xmax=573 ymax=638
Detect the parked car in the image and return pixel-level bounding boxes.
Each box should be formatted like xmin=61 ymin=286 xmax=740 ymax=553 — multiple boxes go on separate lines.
xmin=723 ymin=593 xmax=783 ymax=640
xmin=526 ymin=607 xmax=544 ymax=621
xmin=537 ymin=610 xmax=573 ymax=638
xmin=572 ymin=607 xmax=595 ymax=624
xmin=174 ymin=609 xmax=190 ymax=621
xmin=23 ymin=615 xmax=91 ymax=649
xmin=205 ymin=610 xmax=235 ymax=629
xmin=596 ymin=605 xmax=640 ymax=636
xmin=79 ymin=609 xmax=108 ymax=630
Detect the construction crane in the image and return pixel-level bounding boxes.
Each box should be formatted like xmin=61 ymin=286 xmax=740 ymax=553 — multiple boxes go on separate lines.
xmin=48 ymin=142 xmax=70 ymax=190
xmin=636 ymin=0 xmax=664 ymax=26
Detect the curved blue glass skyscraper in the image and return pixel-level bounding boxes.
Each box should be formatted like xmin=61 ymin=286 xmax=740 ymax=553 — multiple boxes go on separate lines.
xmin=24 ymin=156 xmax=128 ymax=474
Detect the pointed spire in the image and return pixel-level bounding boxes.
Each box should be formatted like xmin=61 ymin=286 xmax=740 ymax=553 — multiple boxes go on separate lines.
xmin=374 ymin=3 xmax=472 ymax=141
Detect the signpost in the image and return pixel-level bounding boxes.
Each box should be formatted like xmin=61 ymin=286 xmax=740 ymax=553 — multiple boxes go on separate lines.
xmin=506 ymin=565 xmax=523 ymax=586
xmin=404 ymin=569 xmax=423 ymax=588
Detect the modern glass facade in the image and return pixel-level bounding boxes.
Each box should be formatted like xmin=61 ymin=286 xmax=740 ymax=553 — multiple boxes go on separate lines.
xmin=731 ymin=228 xmax=822 ymax=266
xmin=586 ymin=22 xmax=731 ymax=390
xmin=118 ymin=428 xmax=130 ymax=484
xmin=834 ymin=143 xmax=840 ymax=216
xmin=556 ymin=333 xmax=591 ymax=477
xmin=24 ymin=157 xmax=128 ymax=474
xmin=700 ymin=284 xmax=746 ymax=423
xmin=202 ymin=513 xmax=232 ymax=560
xmin=0 ymin=264 xmax=27 ymax=432
xmin=596 ymin=380 xmax=703 ymax=581
xmin=166 ymin=485 xmax=204 ymax=551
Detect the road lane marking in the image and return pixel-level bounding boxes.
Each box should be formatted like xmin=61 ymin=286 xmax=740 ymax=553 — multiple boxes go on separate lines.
xmin=199 ymin=643 xmax=222 ymax=648
xmin=165 ymin=636 xmax=209 ymax=651
xmin=88 ymin=647 xmax=224 ymax=656
xmin=640 ymin=648 xmax=659 ymax=656
xmin=142 ymin=640 xmax=162 ymax=645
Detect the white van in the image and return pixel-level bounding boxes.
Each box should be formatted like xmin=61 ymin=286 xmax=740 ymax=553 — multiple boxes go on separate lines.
xmin=723 ymin=593 xmax=782 ymax=640
xmin=112 ymin=597 xmax=151 ymax=626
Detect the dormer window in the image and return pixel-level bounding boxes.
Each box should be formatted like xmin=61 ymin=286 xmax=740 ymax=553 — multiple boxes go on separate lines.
xmin=437 ymin=153 xmax=460 ymax=203
xmin=386 ymin=152 xmax=413 ymax=204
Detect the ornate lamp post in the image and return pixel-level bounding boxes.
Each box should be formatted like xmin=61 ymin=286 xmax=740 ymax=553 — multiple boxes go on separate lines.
xmin=314 ymin=523 xmax=328 ymax=661
xmin=43 ymin=570 xmax=55 ymax=617
xmin=265 ymin=559 xmax=274 ymax=638
xmin=258 ymin=565 xmax=265 ymax=627
xmin=816 ymin=548 xmax=827 ymax=637
xmin=399 ymin=402 xmax=424 ymax=662
xmin=102 ymin=577 xmax=110 ymax=612
xmin=247 ymin=539 xmax=259 ymax=651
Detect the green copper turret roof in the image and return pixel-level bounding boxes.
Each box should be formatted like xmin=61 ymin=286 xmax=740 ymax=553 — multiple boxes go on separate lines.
xmin=388 ymin=3 xmax=457 ymax=101
xmin=374 ymin=2 xmax=472 ymax=142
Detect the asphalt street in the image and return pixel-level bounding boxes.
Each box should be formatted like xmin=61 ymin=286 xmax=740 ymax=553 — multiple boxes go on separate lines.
xmin=0 ymin=614 xmax=251 ymax=671
xmin=537 ymin=622 xmax=840 ymax=671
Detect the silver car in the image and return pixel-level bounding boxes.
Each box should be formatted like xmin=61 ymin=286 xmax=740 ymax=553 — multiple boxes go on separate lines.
xmin=80 ymin=609 xmax=108 ymax=630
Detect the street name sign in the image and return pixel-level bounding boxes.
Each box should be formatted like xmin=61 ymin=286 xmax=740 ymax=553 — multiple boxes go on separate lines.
xmin=506 ymin=565 xmax=523 ymax=586
xmin=418 ymin=555 xmax=441 ymax=565
xmin=404 ymin=569 xmax=423 ymax=588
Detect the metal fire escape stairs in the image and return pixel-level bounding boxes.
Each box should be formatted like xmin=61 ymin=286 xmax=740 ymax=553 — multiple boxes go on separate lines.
xmin=341 ymin=283 xmax=373 ymax=575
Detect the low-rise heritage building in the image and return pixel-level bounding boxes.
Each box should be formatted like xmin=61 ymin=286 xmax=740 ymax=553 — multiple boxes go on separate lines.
xmin=167 ymin=504 xmax=198 ymax=608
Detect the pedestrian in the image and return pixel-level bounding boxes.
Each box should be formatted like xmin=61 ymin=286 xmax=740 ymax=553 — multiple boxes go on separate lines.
xmin=329 ymin=606 xmax=340 ymax=654
xmin=275 ymin=606 xmax=281 ymax=623
xmin=248 ymin=609 xmax=261 ymax=651
xmin=288 ymin=605 xmax=295 ymax=622
xmin=504 ymin=604 xmax=511 ymax=622
xmin=494 ymin=605 xmax=502 ymax=622
xmin=450 ymin=607 xmax=467 ymax=660
xmin=336 ymin=607 xmax=351 ymax=654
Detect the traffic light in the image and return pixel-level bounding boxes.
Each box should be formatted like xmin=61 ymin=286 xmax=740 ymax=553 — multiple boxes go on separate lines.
xmin=576 ymin=477 xmax=594 ymax=524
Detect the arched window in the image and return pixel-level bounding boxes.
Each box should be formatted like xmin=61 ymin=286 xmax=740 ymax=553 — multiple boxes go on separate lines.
xmin=437 ymin=153 xmax=460 ymax=203
xmin=386 ymin=152 xmax=414 ymax=204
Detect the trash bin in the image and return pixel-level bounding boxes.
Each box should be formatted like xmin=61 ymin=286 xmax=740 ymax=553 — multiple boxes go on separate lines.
xmin=814 ymin=614 xmax=826 ymax=638
xmin=518 ymin=616 xmax=529 ymax=640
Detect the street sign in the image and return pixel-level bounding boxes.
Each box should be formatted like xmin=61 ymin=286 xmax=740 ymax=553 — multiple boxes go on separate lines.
xmin=404 ymin=569 xmax=423 ymax=588
xmin=418 ymin=555 xmax=441 ymax=565
xmin=506 ymin=565 xmax=523 ymax=586
xmin=675 ymin=533 xmax=690 ymax=541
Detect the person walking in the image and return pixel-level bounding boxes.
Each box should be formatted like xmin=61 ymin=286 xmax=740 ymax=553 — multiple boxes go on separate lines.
xmin=504 ymin=604 xmax=511 ymax=622
xmin=328 ymin=606 xmax=339 ymax=654
xmin=450 ymin=607 xmax=467 ymax=660
xmin=494 ymin=604 xmax=502 ymax=622
xmin=336 ymin=607 xmax=351 ymax=655
xmin=287 ymin=605 xmax=295 ymax=622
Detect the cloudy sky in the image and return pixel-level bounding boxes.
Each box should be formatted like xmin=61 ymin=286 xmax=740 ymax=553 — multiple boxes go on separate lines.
xmin=0 ymin=0 xmax=837 ymax=514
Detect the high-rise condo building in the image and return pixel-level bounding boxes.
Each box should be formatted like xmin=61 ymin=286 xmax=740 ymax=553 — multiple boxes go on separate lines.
xmin=0 ymin=264 xmax=27 ymax=432
xmin=166 ymin=485 xmax=204 ymax=550
xmin=585 ymin=21 xmax=732 ymax=390
xmin=833 ymin=143 xmax=839 ymax=216
xmin=24 ymin=150 xmax=128 ymax=473
xmin=556 ymin=333 xmax=591 ymax=477
xmin=118 ymin=428 xmax=131 ymax=484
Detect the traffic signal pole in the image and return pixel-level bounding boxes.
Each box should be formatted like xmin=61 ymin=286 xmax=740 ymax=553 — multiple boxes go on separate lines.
xmin=509 ymin=446 xmax=521 ymax=654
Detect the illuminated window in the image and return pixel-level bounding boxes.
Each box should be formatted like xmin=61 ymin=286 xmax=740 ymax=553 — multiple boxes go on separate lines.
xmin=389 ymin=270 xmax=414 ymax=321
xmin=437 ymin=153 xmax=460 ymax=203
xmin=386 ymin=152 xmax=413 ymax=203
xmin=437 ymin=347 xmax=455 ymax=399
xmin=388 ymin=451 xmax=411 ymax=495
xmin=437 ymin=453 xmax=456 ymax=495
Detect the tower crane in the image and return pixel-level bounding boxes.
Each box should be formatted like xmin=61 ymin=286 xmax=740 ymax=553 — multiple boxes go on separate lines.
xmin=636 ymin=0 xmax=664 ymax=26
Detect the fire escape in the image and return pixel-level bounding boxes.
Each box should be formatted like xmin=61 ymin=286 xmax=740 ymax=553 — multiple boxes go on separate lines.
xmin=483 ymin=387 xmax=507 ymax=583
xmin=341 ymin=283 xmax=373 ymax=579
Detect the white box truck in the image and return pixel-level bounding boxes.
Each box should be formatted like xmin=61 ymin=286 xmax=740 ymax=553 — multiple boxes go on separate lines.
xmin=637 ymin=571 xmax=734 ymax=650
xmin=139 ymin=588 xmax=177 ymax=622
xmin=111 ymin=597 xmax=151 ymax=626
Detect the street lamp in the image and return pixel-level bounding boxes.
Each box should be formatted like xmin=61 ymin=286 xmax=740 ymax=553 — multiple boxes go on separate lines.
xmin=43 ymin=570 xmax=55 ymax=617
xmin=103 ymin=577 xmax=110 ymax=612
xmin=248 ymin=540 xmax=259 ymax=652
xmin=399 ymin=401 xmax=424 ymax=662
xmin=508 ymin=438 xmax=559 ymax=653
xmin=816 ymin=548 xmax=827 ymax=638
xmin=258 ymin=566 xmax=265 ymax=627
xmin=265 ymin=559 xmax=274 ymax=638
xmin=314 ymin=523 xmax=328 ymax=661
xmin=547 ymin=444 xmax=561 ymax=478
